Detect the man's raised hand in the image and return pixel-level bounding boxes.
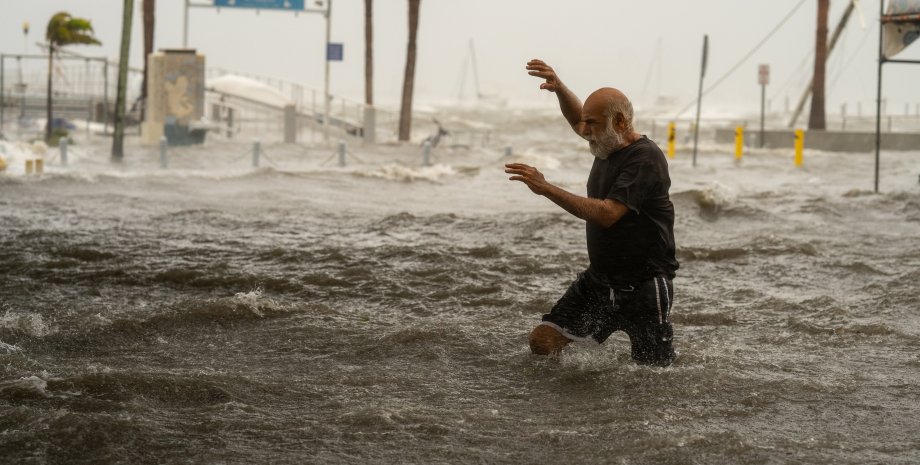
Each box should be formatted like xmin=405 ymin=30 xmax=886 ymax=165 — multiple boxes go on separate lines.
xmin=505 ymin=163 xmax=551 ymax=196
xmin=526 ymin=59 xmax=563 ymax=93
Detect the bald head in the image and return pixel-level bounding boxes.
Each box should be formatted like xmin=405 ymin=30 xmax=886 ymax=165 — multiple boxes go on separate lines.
xmin=584 ymin=87 xmax=634 ymax=133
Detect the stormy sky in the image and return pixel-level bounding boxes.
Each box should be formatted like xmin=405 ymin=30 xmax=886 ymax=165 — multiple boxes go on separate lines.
xmin=3 ymin=0 xmax=919 ymax=116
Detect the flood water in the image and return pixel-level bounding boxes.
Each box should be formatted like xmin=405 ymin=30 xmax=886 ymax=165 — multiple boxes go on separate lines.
xmin=2 ymin=108 xmax=920 ymax=464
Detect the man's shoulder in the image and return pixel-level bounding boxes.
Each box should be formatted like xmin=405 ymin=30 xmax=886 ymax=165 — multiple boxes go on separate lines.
xmin=632 ymin=136 xmax=665 ymax=157
xmin=619 ymin=137 xmax=665 ymax=166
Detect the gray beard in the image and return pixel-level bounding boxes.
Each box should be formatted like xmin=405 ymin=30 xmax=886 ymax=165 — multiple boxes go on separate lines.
xmin=587 ymin=126 xmax=624 ymax=160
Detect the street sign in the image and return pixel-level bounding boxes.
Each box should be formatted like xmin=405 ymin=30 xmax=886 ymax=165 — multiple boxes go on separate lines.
xmin=327 ymin=42 xmax=343 ymax=61
xmin=758 ymin=64 xmax=770 ymax=85
xmin=213 ymin=0 xmax=306 ymax=11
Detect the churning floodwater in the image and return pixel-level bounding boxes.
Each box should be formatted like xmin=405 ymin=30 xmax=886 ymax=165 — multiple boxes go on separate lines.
xmin=1 ymin=107 xmax=919 ymax=464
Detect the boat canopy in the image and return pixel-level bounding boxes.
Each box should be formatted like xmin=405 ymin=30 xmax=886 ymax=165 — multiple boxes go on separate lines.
xmin=883 ymin=0 xmax=920 ymax=57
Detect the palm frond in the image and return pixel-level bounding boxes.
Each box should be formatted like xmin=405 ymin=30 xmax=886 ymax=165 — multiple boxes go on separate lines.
xmin=45 ymin=11 xmax=101 ymax=47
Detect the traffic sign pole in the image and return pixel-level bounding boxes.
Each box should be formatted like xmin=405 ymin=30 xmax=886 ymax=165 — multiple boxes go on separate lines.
xmin=323 ymin=0 xmax=332 ymax=142
xmin=760 ymin=83 xmax=766 ymax=148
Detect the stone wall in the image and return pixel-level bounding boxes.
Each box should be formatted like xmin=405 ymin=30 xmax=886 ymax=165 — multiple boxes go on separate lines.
xmin=715 ymin=128 xmax=920 ymax=152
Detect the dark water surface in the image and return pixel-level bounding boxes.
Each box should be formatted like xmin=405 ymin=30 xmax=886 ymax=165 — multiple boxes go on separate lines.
xmin=2 ymin=129 xmax=920 ymax=463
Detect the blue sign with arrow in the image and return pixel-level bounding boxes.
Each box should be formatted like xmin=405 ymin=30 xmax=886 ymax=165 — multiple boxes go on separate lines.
xmin=214 ymin=0 xmax=306 ymax=11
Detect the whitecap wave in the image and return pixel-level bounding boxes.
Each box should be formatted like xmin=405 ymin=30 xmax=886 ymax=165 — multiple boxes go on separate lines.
xmin=360 ymin=163 xmax=457 ymax=182
xmin=0 ymin=311 xmax=55 ymax=337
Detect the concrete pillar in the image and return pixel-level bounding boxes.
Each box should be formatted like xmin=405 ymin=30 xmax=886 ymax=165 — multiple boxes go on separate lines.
xmin=363 ymin=106 xmax=376 ymax=144
xmin=60 ymin=138 xmax=68 ymax=166
xmin=159 ymin=136 xmax=168 ymax=168
xmin=283 ymin=104 xmax=296 ymax=143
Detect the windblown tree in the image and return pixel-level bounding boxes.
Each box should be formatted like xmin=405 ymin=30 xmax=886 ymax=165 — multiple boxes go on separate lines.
xmin=112 ymin=0 xmax=135 ymax=161
xmin=808 ymin=0 xmax=829 ymax=130
xmin=397 ymin=0 xmax=421 ymax=141
xmin=45 ymin=12 xmax=101 ymax=143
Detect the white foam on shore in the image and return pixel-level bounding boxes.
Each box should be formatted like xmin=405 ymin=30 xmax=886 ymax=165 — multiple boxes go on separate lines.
xmin=360 ymin=163 xmax=457 ymax=182
xmin=696 ymin=181 xmax=738 ymax=212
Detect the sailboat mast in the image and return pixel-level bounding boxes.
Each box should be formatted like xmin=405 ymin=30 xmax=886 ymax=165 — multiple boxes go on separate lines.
xmin=469 ymin=39 xmax=483 ymax=99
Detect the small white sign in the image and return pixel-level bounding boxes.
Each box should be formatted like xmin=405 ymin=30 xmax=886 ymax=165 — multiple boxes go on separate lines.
xmin=758 ymin=64 xmax=770 ymax=86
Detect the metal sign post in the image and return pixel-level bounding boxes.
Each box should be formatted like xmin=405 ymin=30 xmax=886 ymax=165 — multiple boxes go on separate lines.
xmin=691 ymin=35 xmax=708 ymax=168
xmin=323 ymin=1 xmax=332 ymax=142
xmin=758 ymin=64 xmax=770 ymax=148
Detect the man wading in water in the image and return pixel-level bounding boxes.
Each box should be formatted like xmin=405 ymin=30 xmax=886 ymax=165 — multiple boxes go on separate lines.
xmin=505 ymin=59 xmax=679 ymax=366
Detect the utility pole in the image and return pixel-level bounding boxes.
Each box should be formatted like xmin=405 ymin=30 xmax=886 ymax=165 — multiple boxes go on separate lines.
xmin=808 ymin=0 xmax=829 ymax=130
xmin=789 ymin=0 xmax=855 ymax=128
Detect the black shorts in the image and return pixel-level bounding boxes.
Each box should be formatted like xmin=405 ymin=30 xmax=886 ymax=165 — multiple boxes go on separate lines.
xmin=540 ymin=269 xmax=676 ymax=366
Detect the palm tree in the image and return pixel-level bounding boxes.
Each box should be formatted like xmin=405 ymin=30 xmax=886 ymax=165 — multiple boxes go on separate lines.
xmin=398 ymin=0 xmax=421 ymax=141
xmin=45 ymin=12 xmax=101 ymax=143
xmin=364 ymin=0 xmax=373 ymax=107
xmin=112 ymin=0 xmax=135 ymax=161
xmin=808 ymin=0 xmax=829 ymax=130
xmin=141 ymin=0 xmax=156 ymax=121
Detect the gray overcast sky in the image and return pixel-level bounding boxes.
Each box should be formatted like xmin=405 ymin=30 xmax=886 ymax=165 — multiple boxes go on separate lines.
xmin=3 ymin=0 xmax=919 ymax=116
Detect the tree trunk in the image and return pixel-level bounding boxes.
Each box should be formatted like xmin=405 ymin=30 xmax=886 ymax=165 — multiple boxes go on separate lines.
xmin=808 ymin=0 xmax=829 ymax=130
xmin=112 ymin=0 xmax=134 ymax=161
xmin=141 ymin=0 xmax=156 ymax=121
xmin=364 ymin=0 xmax=373 ymax=106
xmin=45 ymin=45 xmax=54 ymax=144
xmin=398 ymin=0 xmax=420 ymax=142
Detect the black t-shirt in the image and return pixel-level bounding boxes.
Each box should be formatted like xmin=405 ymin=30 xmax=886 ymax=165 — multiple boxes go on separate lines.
xmin=586 ymin=136 xmax=679 ymax=284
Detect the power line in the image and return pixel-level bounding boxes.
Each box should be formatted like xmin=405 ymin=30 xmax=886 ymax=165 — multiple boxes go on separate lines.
xmin=674 ymin=0 xmax=808 ymax=118
xmin=771 ymin=48 xmax=813 ymax=101
xmin=829 ymin=20 xmax=872 ymax=90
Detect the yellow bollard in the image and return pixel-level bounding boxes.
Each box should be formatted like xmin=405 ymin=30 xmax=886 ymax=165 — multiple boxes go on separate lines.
xmin=35 ymin=159 xmax=44 ymax=174
xmin=734 ymin=126 xmax=744 ymax=161
xmin=667 ymin=122 xmax=676 ymax=159
xmin=794 ymin=129 xmax=804 ymax=167
xmin=25 ymin=159 xmax=34 ymax=175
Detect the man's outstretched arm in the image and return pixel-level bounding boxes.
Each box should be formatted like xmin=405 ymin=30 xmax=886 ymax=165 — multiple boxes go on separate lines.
xmin=505 ymin=163 xmax=628 ymax=228
xmin=526 ymin=59 xmax=583 ymax=132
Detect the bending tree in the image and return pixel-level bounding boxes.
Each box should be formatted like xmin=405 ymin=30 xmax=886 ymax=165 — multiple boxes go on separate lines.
xmin=398 ymin=0 xmax=421 ymax=141
xmin=45 ymin=12 xmax=100 ymax=143
xmin=112 ymin=0 xmax=134 ymax=161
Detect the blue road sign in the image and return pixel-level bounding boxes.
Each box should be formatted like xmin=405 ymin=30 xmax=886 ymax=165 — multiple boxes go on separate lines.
xmin=214 ymin=0 xmax=305 ymax=11
xmin=327 ymin=43 xmax=343 ymax=61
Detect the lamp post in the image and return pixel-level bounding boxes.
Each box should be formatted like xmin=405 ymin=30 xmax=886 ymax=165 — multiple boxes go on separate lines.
xmin=19 ymin=22 xmax=30 ymax=124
